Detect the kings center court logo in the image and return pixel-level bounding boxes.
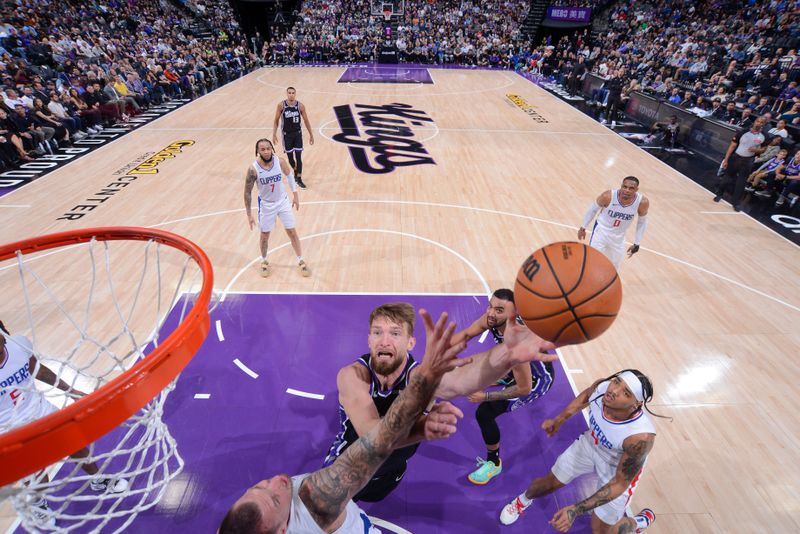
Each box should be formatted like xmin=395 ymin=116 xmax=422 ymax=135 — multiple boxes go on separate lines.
xmin=331 ymin=103 xmax=436 ymax=174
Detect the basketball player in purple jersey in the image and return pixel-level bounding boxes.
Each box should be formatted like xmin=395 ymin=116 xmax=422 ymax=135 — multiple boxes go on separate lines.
xmin=272 ymin=87 xmax=314 ymax=189
xmin=325 ymin=302 xmax=558 ymax=502
xmin=578 ymin=176 xmax=649 ymax=268
xmin=449 ymin=289 xmax=555 ymax=485
xmin=244 ymin=138 xmax=311 ymax=277
xmin=500 ymin=369 xmax=662 ymax=533
xmin=220 ymin=309 xmax=557 ymax=533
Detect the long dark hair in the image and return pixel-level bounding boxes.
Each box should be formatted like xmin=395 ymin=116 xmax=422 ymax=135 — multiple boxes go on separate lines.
xmin=254 ymin=138 xmax=274 ymax=156
xmin=591 ymin=368 xmax=671 ymax=421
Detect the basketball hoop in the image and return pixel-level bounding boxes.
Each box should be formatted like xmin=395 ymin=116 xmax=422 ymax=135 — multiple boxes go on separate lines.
xmin=383 ymin=7 xmax=392 ymax=22
xmin=0 ymin=227 xmax=212 ymax=531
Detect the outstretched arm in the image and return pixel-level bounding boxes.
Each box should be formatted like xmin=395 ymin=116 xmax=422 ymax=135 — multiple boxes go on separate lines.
xmin=243 ymin=165 xmax=257 ymax=230
xmin=541 ymin=377 xmax=604 ymax=437
xmin=550 ymin=433 xmax=655 ymax=532
xmin=449 ymin=313 xmax=488 ymax=347
xmin=29 ymin=357 xmax=87 ymax=397
xmin=435 ymin=307 xmax=556 ymax=401
xmin=299 ymin=310 xmax=468 ymax=531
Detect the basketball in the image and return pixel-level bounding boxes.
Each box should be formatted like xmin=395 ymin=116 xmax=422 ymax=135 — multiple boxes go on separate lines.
xmin=514 ymin=242 xmax=622 ymax=345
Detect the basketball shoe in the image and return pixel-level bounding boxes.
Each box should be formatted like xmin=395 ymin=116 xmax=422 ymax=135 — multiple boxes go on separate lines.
xmin=32 ymin=498 xmax=56 ymax=528
xmin=260 ymin=260 xmax=272 ymax=277
xmin=91 ymin=477 xmax=129 ymax=493
xmin=499 ymin=494 xmax=532 ymax=525
xmin=633 ymin=508 xmax=656 ymax=532
xmin=298 ymin=260 xmax=311 ymax=277
xmin=468 ymin=458 xmax=502 ymax=485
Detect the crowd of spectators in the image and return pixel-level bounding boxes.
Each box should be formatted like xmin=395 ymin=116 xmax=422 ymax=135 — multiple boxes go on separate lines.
xmin=3 ymin=0 xmax=799 ymax=208
xmin=263 ymin=0 xmax=531 ymax=67
xmin=537 ymin=0 xmax=800 ymax=209
xmin=0 ymin=0 xmax=257 ymax=171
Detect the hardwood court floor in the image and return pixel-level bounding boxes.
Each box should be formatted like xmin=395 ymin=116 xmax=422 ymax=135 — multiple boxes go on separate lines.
xmin=1 ymin=67 xmax=799 ymax=533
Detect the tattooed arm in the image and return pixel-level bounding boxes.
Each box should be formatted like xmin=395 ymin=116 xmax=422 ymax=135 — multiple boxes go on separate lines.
xmin=468 ymin=361 xmax=532 ymax=403
xmin=549 ymin=433 xmax=656 ymax=532
xmin=299 ymin=310 xmax=468 ymax=532
xmin=243 ymin=165 xmax=256 ymax=230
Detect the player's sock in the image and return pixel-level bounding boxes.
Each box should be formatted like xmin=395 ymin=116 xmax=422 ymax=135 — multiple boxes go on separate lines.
xmin=297 ymin=256 xmax=304 ymax=263
xmin=518 ymin=492 xmax=532 ymax=506
xmin=487 ymin=448 xmax=500 ymax=466
xmin=634 ymin=508 xmax=655 ymax=531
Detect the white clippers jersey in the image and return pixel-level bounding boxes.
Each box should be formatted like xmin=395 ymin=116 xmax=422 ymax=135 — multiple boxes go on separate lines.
xmin=254 ymin=156 xmax=286 ymax=204
xmin=0 ymin=336 xmax=39 ymax=429
xmin=585 ymin=381 xmax=656 ymax=467
xmin=593 ymin=189 xmax=642 ymax=243
xmin=288 ymin=473 xmax=381 ymax=533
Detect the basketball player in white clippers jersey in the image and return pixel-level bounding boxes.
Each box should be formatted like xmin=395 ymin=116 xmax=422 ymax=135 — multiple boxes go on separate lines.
xmin=218 ymin=310 xmax=469 ymax=534
xmin=244 ymin=138 xmax=311 ymax=278
xmin=578 ymin=176 xmax=649 ymax=268
xmin=0 ymin=321 xmax=129 ymax=527
xmin=272 ymin=86 xmax=314 ymax=189
xmin=500 ymin=369 xmax=663 ymax=533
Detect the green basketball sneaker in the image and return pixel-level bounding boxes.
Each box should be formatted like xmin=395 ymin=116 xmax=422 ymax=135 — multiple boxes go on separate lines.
xmin=468 ymin=457 xmax=502 ymax=485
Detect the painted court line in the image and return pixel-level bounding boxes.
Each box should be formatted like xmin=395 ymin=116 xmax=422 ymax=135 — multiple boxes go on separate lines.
xmin=215 ymin=320 xmax=225 ymax=341
xmin=233 ymin=358 xmax=259 ymax=379
xmin=145 ymin=201 xmax=799 ymax=313
xmin=286 ymin=388 xmax=325 ymax=400
xmin=193 ymin=393 xmax=211 ymax=399
xmin=699 ymin=211 xmax=745 ymax=215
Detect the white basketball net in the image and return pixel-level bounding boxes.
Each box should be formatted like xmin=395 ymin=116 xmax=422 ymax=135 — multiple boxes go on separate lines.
xmin=0 ymin=235 xmax=206 ymax=532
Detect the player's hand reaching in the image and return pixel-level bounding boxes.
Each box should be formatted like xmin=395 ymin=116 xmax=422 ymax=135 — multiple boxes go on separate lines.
xmin=422 ymin=401 xmax=463 ymax=440
xmin=292 ymin=192 xmax=300 ymax=211
xmin=247 ymin=213 xmax=255 ymax=230
xmin=309 ymin=132 xmax=315 ymax=145
xmin=467 ymin=391 xmax=485 ymax=403
xmin=502 ymin=302 xmax=558 ymax=365
xmin=417 ymin=309 xmax=470 ymax=383
xmin=577 ymin=227 xmax=586 ymax=241
xmin=542 ymin=417 xmax=563 ymax=437
xmin=550 ymin=505 xmax=578 ymax=532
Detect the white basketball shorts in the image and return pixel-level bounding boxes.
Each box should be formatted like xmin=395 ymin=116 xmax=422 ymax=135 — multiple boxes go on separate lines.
xmin=551 ymin=432 xmax=645 ymax=525
xmin=258 ymin=195 xmax=295 ymax=233
xmin=589 ymin=230 xmax=624 ymax=268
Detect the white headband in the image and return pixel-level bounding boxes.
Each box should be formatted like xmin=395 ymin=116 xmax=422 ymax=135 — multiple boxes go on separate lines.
xmin=618 ymin=371 xmax=644 ymax=402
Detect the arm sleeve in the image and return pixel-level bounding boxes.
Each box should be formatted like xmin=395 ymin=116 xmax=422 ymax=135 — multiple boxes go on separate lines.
xmin=634 ymin=216 xmax=648 ymax=245
xmin=581 ymin=201 xmax=601 ymax=229
xmin=287 ymin=170 xmax=297 ymax=192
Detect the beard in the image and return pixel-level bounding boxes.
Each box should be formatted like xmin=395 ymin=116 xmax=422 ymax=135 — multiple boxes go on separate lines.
xmin=372 ymin=352 xmax=405 ymax=376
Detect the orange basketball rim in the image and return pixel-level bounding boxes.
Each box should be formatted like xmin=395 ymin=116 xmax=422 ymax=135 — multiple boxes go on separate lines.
xmin=0 ymin=227 xmax=213 ymax=487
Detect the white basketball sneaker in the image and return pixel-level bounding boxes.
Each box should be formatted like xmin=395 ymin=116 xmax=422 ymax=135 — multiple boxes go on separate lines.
xmin=90 ymin=477 xmax=129 ymax=493
xmin=500 ymin=494 xmax=531 ymax=525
